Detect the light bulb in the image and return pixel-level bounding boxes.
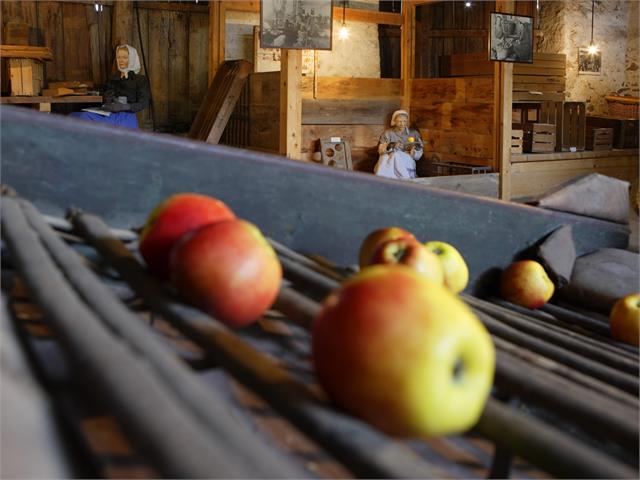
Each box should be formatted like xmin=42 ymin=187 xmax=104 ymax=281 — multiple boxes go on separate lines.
xmin=587 ymin=44 xmax=598 ymax=55
xmin=465 ymin=2 xmax=472 ymax=7
xmin=338 ymin=25 xmax=349 ymax=40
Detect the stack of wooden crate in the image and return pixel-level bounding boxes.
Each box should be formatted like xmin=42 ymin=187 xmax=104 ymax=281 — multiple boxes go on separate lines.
xmin=522 ymin=123 xmax=556 ymax=153
xmin=539 ymin=101 xmax=586 ymax=151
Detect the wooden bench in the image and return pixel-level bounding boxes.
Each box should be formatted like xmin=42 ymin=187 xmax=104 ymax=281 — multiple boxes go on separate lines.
xmin=0 ymin=95 xmax=103 ymax=112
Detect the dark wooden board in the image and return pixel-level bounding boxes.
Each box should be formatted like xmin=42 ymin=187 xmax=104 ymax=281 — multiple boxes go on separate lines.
xmin=2 ymin=106 xmax=629 ymax=298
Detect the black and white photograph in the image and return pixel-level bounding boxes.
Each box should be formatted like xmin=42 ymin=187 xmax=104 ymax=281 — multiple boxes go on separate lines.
xmin=489 ymin=12 xmax=533 ymax=63
xmin=578 ymin=47 xmax=602 ymax=75
xmin=260 ymin=0 xmax=333 ymax=50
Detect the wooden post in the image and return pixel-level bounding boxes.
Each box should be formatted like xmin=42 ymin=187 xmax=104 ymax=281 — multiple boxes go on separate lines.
xmin=495 ymin=0 xmax=515 ymax=201
xmin=401 ymin=1 xmax=416 ymax=111
xmin=208 ymin=0 xmax=221 ymax=83
xmin=279 ymin=49 xmax=302 ymax=160
xmin=112 ymin=1 xmax=133 ymax=49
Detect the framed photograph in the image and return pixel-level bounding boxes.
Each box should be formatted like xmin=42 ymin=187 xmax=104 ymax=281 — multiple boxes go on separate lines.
xmin=578 ymin=47 xmax=602 ymax=75
xmin=489 ymin=12 xmax=534 ymax=63
xmin=260 ymin=0 xmax=333 ymax=50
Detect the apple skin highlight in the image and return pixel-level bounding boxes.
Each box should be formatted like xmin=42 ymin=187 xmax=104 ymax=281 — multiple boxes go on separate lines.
xmin=312 ymin=265 xmax=495 ymax=437
xmin=139 ymin=193 xmax=235 ymax=278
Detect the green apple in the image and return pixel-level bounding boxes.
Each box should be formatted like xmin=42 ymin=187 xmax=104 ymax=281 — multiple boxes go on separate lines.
xmin=609 ymin=293 xmax=640 ymax=346
xmin=358 ymin=227 xmax=416 ymax=269
xmin=312 ymin=265 xmax=495 ymax=437
xmin=500 ymin=260 xmax=554 ymax=309
xmin=424 ymin=241 xmax=469 ymax=294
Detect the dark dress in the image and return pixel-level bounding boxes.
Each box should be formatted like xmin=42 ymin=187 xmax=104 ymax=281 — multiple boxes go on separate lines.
xmin=70 ymin=72 xmax=150 ymax=128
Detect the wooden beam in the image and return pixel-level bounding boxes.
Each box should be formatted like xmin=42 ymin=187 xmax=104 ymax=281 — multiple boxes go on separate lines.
xmin=0 ymin=45 xmax=53 ymax=60
xmin=136 ymin=2 xmax=209 ymax=14
xmin=495 ymin=0 xmax=515 ymax=201
xmin=279 ymin=50 xmax=302 ymax=159
xmin=425 ymin=29 xmax=488 ymax=38
xmin=332 ymin=7 xmax=402 ymax=26
xmin=111 ymin=0 xmax=133 ymax=49
xmin=208 ymin=0 xmax=221 ymax=83
xmin=401 ymin=1 xmax=417 ymax=110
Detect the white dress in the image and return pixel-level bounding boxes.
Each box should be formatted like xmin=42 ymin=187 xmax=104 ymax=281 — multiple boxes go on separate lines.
xmin=374 ymin=127 xmax=423 ymax=179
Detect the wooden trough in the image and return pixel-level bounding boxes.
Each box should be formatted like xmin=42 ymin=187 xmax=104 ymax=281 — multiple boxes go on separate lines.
xmin=1 ymin=106 xmax=637 ymax=479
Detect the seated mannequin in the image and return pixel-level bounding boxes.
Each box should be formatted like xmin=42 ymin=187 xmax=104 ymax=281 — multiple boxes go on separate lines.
xmin=69 ymin=44 xmax=149 ymax=129
xmin=374 ymin=110 xmax=424 ymax=179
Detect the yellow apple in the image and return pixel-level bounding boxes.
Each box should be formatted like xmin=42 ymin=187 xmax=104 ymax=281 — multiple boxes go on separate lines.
xmin=424 ymin=241 xmax=469 ymax=294
xmin=312 ymin=265 xmax=496 ymax=437
xmin=369 ymin=237 xmax=444 ymax=285
xmin=358 ymin=226 xmax=416 ymax=269
xmin=609 ymin=294 xmax=640 ymax=346
xmin=500 ymin=260 xmax=554 ymax=309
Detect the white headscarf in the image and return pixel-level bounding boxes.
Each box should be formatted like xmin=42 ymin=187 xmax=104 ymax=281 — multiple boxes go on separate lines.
xmin=391 ymin=109 xmax=409 ymax=126
xmin=116 ymin=44 xmax=141 ymax=77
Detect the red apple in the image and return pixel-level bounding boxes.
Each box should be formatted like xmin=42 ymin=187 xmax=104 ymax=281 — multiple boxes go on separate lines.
xmin=369 ymin=237 xmax=444 ymax=285
xmin=169 ymin=219 xmax=282 ymax=328
xmin=358 ymin=227 xmax=416 ymax=269
xmin=139 ymin=193 xmax=235 ymax=278
xmin=609 ymin=293 xmax=640 ymax=346
xmin=500 ymin=260 xmax=554 ymax=309
xmin=312 ymin=265 xmax=495 ymax=437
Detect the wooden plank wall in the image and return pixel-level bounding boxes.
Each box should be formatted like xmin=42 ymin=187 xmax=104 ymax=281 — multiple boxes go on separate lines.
xmin=1 ymin=1 xmax=209 ymax=132
xmin=249 ymin=75 xmax=402 ymax=172
xmin=411 ymin=77 xmax=494 ymax=172
xmin=415 ymin=0 xmax=537 ymax=78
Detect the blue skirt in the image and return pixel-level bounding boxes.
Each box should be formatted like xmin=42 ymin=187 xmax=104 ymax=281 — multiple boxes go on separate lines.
xmin=69 ymin=111 xmax=139 ymax=129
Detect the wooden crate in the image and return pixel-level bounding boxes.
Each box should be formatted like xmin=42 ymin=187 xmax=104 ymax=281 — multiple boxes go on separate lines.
xmin=585 ymin=127 xmax=614 ymax=151
xmin=8 ymin=58 xmax=43 ymax=96
xmin=539 ymin=101 xmax=586 ymax=151
xmin=511 ymin=129 xmax=524 ymax=154
xmin=586 ymin=115 xmax=639 ymax=149
xmin=522 ymin=123 xmax=556 ymax=153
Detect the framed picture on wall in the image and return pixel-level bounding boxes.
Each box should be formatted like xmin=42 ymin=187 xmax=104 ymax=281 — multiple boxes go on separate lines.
xmin=578 ymin=48 xmax=602 ymax=75
xmin=489 ymin=12 xmax=534 ymax=63
xmin=260 ymin=0 xmax=333 ymax=50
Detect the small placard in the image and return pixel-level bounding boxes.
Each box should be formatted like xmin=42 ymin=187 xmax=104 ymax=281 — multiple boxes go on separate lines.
xmin=330 ymin=136 xmax=341 ymax=143
xmin=570 ymin=147 xmax=577 ymax=152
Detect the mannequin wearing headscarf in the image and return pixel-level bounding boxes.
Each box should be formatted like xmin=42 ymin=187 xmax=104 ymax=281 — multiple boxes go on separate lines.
xmin=374 ymin=110 xmax=423 ymax=179
xmin=69 ymin=44 xmax=149 ymax=128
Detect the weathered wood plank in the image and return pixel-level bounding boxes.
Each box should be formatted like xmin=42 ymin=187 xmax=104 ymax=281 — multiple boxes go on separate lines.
xmin=62 ymin=2 xmax=92 ymax=81
xmin=168 ymin=10 xmax=189 ymax=128
xmin=188 ymin=12 xmax=209 ymax=124
xmin=300 ymin=77 xmax=402 ymax=99
xmin=412 ymin=103 xmax=494 ymax=134
xmin=279 ymin=50 xmax=302 ymax=158
xmin=302 ymin=99 xmax=401 ymax=125
xmin=148 ymin=10 xmax=169 ymax=127
xmin=0 ymin=45 xmax=53 ymax=60
xmin=421 ymin=129 xmax=494 ymax=160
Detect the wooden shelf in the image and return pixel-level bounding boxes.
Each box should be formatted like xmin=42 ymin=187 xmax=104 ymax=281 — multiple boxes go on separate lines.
xmin=512 ymin=148 xmax=639 ymax=163
xmin=0 ymin=95 xmax=102 ymax=104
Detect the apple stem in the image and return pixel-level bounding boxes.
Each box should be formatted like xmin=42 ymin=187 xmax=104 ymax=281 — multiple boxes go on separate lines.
xmin=433 ymin=248 xmax=443 ymax=256
xmin=453 ymin=358 xmax=465 ymax=383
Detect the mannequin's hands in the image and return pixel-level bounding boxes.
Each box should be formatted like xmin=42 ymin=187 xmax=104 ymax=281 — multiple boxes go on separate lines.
xmin=103 ymin=102 xmax=129 ymax=113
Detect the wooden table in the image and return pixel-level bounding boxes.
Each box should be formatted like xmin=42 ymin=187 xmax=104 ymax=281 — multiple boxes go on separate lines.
xmin=0 ymin=95 xmax=102 ymax=112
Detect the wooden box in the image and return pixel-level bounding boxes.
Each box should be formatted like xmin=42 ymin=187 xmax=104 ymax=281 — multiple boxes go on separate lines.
xmin=539 ymin=101 xmax=586 ymax=151
xmin=586 ymin=115 xmax=639 ymax=149
xmin=522 ymin=123 xmax=556 ymax=153
xmin=8 ymin=58 xmax=43 ymax=96
xmin=585 ymin=127 xmax=614 ymax=151
xmin=511 ymin=129 xmax=524 ymax=154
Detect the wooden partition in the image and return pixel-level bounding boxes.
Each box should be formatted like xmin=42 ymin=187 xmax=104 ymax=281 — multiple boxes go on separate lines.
xmin=248 ymin=75 xmax=403 ymax=172
xmin=411 ymin=77 xmax=495 ymax=173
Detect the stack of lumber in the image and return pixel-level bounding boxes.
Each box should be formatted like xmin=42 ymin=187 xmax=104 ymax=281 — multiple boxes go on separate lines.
xmin=42 ymin=81 xmax=93 ymax=98
xmin=189 ymin=60 xmax=252 ymax=144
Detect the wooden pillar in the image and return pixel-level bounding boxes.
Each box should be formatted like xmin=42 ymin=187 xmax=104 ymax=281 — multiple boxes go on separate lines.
xmin=279 ymin=49 xmax=302 ymax=160
xmin=111 ymin=1 xmax=133 ymax=48
xmin=208 ymin=1 xmax=223 ymax=83
xmin=401 ymin=1 xmax=416 ymax=111
xmin=495 ymin=0 xmax=515 ymax=201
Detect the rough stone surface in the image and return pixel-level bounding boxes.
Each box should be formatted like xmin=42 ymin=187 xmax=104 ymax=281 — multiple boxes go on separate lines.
xmin=539 ymin=0 xmax=637 ymax=115
xmin=537 ymin=224 xmax=576 ymax=287
xmin=224 ymin=9 xmax=380 ymax=78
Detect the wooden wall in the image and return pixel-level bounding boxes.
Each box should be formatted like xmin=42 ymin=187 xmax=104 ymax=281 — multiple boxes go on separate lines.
xmin=415 ymin=0 xmax=538 ymax=78
xmin=411 ymin=77 xmax=494 ymax=173
xmin=1 ymin=1 xmax=209 ymax=132
xmin=248 ymin=74 xmax=402 ymax=172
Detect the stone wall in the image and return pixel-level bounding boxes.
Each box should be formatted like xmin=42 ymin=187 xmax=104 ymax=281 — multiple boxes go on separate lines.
xmin=224 ymin=8 xmax=380 ymax=78
xmin=539 ymin=0 xmax=637 ymax=115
